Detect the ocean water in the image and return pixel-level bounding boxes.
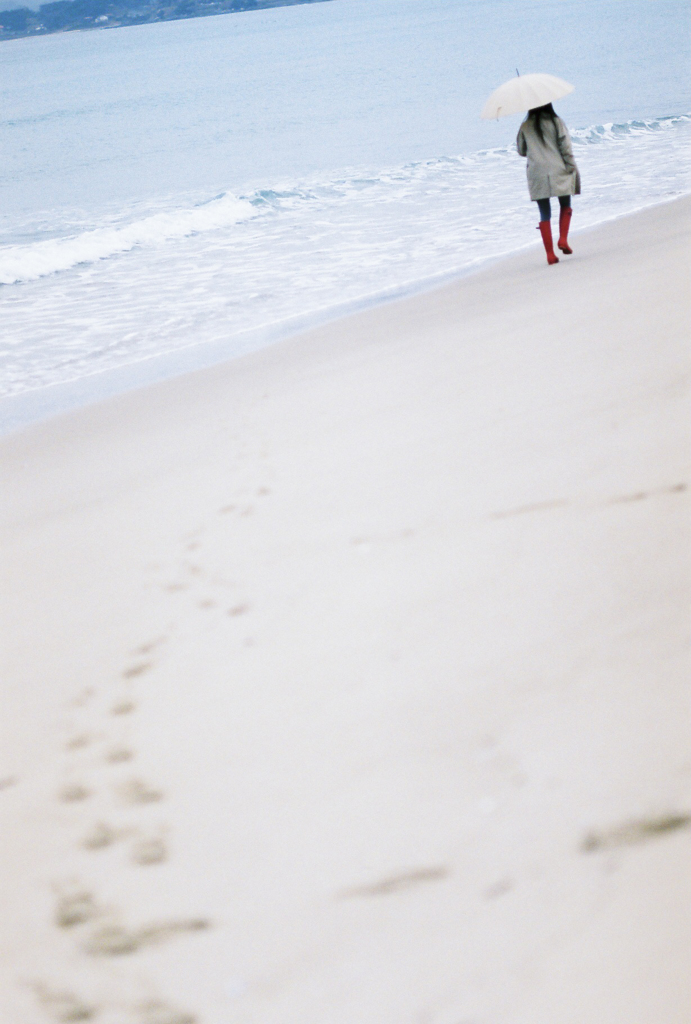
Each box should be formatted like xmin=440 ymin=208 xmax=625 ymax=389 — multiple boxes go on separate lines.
xmin=0 ymin=0 xmax=689 ymax=429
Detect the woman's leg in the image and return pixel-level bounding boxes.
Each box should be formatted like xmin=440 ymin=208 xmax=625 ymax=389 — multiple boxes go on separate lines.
xmin=557 ymin=195 xmax=573 ymax=253
xmin=536 ymin=198 xmax=559 ymax=264
xmin=537 ymin=198 xmax=552 ymax=221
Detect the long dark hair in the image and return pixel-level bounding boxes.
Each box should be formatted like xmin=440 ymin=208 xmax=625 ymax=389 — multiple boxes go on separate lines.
xmin=528 ymin=102 xmax=557 ymax=143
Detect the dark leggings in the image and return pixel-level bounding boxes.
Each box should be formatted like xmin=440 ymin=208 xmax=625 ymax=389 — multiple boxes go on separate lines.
xmin=537 ymin=195 xmax=571 ymax=221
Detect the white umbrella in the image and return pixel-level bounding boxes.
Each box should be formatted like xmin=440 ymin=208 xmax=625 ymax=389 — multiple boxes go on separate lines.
xmin=481 ymin=73 xmax=574 ymax=119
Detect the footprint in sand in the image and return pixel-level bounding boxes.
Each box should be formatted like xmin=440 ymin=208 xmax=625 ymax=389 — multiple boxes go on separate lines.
xmin=131 ymin=832 xmax=168 ymax=866
xmin=81 ymin=822 xmax=125 ymax=851
xmin=484 ymin=877 xmax=514 ymax=900
xmin=609 ymin=482 xmax=687 ymax=505
xmin=64 ymin=734 xmax=92 ymax=752
xmin=105 ymin=746 xmax=134 ymax=764
xmin=217 ymin=501 xmax=256 ymax=517
xmin=339 ymin=865 xmax=450 ymax=898
xmin=55 ymin=888 xmax=100 ymax=929
xmin=116 ymin=779 xmax=164 ymax=805
xmin=84 ymin=917 xmax=209 ymax=956
xmin=69 ymin=688 xmax=95 ymax=709
xmin=123 ymin=662 xmax=153 ymax=679
xmin=137 ymin=1001 xmax=196 ymax=1024
xmin=58 ymin=783 xmax=91 ymax=803
xmin=582 ymin=812 xmax=691 ymax=852
xmin=84 ymin=923 xmax=139 ymax=956
xmin=33 ymin=982 xmax=96 ymax=1022
xmin=181 ymin=526 xmax=205 ymax=543
xmin=111 ymin=698 xmax=136 ymax=716
xmin=131 ymin=637 xmax=166 ymax=657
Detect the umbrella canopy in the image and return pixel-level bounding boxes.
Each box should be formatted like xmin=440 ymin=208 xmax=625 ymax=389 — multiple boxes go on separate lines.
xmin=481 ymin=73 xmax=574 ymax=119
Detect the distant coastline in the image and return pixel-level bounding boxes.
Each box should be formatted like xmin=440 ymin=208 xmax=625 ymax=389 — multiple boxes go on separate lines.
xmin=0 ymin=0 xmax=332 ymax=41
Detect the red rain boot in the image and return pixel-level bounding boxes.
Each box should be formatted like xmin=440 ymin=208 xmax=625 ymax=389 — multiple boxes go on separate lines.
xmin=538 ymin=221 xmax=559 ymax=265
xmin=558 ymin=207 xmax=573 ymax=254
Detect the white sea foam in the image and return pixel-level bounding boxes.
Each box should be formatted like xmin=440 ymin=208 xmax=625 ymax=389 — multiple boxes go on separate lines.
xmin=570 ymin=113 xmax=690 ymax=144
xmin=0 ymin=193 xmax=256 ymax=285
xmin=0 ymin=113 xmax=689 ymax=405
xmin=2 ymin=115 xmax=687 ymax=289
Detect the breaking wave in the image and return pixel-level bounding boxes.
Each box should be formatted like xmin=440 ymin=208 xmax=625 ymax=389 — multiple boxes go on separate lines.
xmin=0 ymin=193 xmax=257 ymax=285
xmin=570 ymin=112 xmax=690 ymax=144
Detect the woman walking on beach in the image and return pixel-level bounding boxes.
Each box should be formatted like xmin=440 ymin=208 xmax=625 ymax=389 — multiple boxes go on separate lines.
xmin=517 ymin=103 xmax=581 ymax=265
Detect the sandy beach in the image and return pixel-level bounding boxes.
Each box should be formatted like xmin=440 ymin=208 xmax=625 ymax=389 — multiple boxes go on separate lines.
xmin=0 ymin=198 xmax=689 ymax=1023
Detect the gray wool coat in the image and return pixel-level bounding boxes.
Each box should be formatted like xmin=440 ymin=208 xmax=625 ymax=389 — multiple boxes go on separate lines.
xmin=516 ymin=115 xmax=581 ymax=201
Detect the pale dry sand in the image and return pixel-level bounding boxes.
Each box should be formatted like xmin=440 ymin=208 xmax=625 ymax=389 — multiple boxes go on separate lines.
xmin=0 ymin=199 xmax=689 ymax=1024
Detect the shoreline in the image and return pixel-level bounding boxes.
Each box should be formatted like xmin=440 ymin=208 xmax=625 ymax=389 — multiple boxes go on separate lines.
xmin=0 ymin=0 xmax=335 ymax=45
xmin=0 ymin=196 xmax=689 ymax=1022
xmin=1 ymin=192 xmax=687 ymax=438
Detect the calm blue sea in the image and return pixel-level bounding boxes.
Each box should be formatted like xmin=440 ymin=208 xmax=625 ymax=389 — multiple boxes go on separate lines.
xmin=0 ymin=0 xmax=689 ymax=428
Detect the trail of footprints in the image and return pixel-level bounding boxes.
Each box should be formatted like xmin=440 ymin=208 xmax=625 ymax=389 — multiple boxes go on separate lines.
xmin=153 ymin=484 xmax=276 ymax=628
xmin=37 ymin=484 xmax=274 ymax=1019
xmin=41 ymin=647 xmax=208 ymax=1024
